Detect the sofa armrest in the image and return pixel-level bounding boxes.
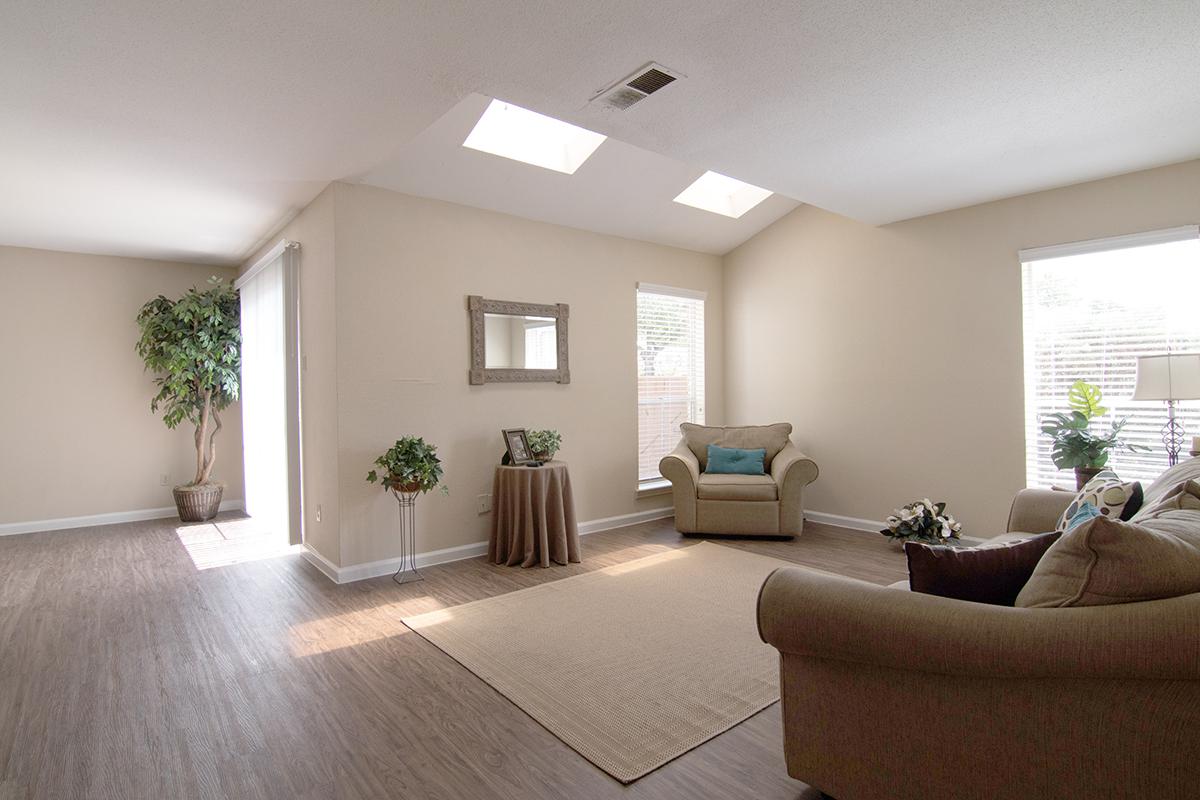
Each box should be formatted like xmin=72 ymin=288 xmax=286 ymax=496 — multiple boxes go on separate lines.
xmin=659 ymin=441 xmax=700 ymax=531
xmin=1006 ymin=488 xmax=1072 ymax=534
xmin=757 ymin=567 xmax=1200 ymax=680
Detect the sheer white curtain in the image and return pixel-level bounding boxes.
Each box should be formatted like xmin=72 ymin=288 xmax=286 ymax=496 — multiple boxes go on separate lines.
xmin=239 ymin=250 xmax=290 ymax=536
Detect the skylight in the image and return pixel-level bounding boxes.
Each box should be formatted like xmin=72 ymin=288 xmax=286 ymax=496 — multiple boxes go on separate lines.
xmin=462 ymin=99 xmax=607 ymax=174
xmin=672 ymin=171 xmax=772 ymax=218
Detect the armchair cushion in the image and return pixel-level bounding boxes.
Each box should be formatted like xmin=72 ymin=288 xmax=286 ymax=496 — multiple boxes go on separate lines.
xmin=680 ymin=422 xmax=792 ymax=471
xmin=697 ymin=473 xmax=778 ymax=501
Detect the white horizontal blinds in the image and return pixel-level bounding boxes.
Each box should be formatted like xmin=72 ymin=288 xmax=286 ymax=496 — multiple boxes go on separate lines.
xmin=637 ymin=284 xmax=706 ymax=483
xmin=1021 ymin=227 xmax=1200 ymax=488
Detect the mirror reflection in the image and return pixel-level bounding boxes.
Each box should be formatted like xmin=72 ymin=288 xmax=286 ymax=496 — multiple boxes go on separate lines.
xmin=483 ymin=313 xmax=558 ymax=369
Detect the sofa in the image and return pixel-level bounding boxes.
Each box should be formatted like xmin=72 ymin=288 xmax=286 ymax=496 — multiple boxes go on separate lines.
xmin=658 ymin=422 xmax=818 ymax=538
xmin=756 ymin=464 xmax=1200 ymax=800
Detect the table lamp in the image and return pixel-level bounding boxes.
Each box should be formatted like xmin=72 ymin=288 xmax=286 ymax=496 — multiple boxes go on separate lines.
xmin=1132 ymin=353 xmax=1200 ymax=466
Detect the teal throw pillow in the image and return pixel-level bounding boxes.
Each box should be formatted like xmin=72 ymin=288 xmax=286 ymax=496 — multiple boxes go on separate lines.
xmin=706 ymin=445 xmax=766 ymax=475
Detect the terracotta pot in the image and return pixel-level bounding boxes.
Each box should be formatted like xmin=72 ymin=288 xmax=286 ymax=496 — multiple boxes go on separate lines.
xmin=173 ymin=483 xmax=224 ymax=522
xmin=1074 ymin=466 xmax=1104 ymax=491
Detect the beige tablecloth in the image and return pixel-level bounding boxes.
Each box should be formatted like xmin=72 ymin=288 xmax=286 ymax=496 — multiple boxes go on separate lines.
xmin=489 ymin=461 xmax=580 ymax=568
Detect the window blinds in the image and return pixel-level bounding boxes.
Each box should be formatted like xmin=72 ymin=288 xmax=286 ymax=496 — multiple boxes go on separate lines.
xmin=1021 ymin=226 xmax=1200 ymax=487
xmin=636 ymin=284 xmax=706 ymax=483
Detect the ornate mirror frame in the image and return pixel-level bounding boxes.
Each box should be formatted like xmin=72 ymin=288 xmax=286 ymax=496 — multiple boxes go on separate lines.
xmin=468 ymin=295 xmax=570 ymax=385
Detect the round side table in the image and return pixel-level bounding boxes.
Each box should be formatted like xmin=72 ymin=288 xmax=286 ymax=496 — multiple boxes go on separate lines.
xmin=489 ymin=461 xmax=581 ymax=568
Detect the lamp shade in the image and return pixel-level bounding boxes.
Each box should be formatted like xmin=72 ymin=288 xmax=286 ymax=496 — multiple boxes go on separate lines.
xmin=1131 ymin=353 xmax=1200 ymax=401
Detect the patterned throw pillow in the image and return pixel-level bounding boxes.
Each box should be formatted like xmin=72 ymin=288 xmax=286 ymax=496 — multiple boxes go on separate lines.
xmin=1056 ymin=470 xmax=1143 ymax=532
xmin=1066 ymin=501 xmax=1102 ymax=531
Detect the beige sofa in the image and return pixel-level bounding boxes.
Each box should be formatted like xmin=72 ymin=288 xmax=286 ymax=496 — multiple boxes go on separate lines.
xmin=757 ymin=475 xmax=1200 ymax=800
xmin=659 ymin=423 xmax=818 ymax=538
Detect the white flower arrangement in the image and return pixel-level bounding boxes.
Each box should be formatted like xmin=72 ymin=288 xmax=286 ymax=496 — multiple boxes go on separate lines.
xmin=881 ymin=498 xmax=963 ymax=544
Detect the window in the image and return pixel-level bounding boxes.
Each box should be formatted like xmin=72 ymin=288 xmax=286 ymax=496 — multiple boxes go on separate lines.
xmin=637 ymin=284 xmax=705 ymax=484
xmin=1021 ymin=226 xmax=1200 ymax=487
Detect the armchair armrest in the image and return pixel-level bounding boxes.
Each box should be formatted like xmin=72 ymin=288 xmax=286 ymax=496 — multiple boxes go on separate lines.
xmin=757 ymin=567 xmax=1200 ymax=680
xmin=659 ymin=441 xmax=699 ymax=487
xmin=659 ymin=441 xmax=700 ymax=531
xmin=1006 ymin=488 xmax=1072 ymax=534
xmin=770 ymin=442 xmax=818 ymax=487
xmin=771 ymin=442 xmax=818 ymax=536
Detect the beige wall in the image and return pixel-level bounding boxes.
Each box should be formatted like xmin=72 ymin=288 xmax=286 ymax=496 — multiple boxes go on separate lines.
xmin=723 ymin=159 xmax=1200 ymax=537
xmin=331 ymin=182 xmax=724 ymax=565
xmin=240 ymin=184 xmax=342 ymax=565
xmin=0 ymin=246 xmax=243 ymax=525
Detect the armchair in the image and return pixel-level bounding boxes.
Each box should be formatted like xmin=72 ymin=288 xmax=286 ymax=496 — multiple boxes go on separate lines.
xmin=659 ymin=423 xmax=818 ymax=538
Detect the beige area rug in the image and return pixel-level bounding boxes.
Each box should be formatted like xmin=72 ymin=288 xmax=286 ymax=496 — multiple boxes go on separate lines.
xmin=402 ymin=542 xmax=799 ymax=783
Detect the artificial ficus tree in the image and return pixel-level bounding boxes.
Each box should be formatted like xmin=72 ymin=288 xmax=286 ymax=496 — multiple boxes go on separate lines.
xmin=136 ymin=277 xmax=241 ymax=486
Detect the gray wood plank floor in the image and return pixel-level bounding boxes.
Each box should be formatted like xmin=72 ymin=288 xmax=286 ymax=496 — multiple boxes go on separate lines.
xmin=0 ymin=513 xmax=906 ymax=799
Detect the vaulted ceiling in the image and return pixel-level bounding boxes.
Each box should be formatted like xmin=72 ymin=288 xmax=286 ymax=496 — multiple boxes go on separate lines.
xmin=2 ymin=1 xmax=1197 ymax=264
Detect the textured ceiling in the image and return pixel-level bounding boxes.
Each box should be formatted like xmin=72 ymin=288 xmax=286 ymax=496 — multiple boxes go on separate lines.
xmin=2 ymin=1 xmax=1198 ymax=264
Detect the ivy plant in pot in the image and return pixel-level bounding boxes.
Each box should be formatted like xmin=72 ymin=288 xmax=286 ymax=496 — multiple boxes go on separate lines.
xmin=527 ymin=429 xmax=562 ymax=462
xmin=1040 ymin=379 xmax=1149 ymax=490
xmin=136 ymin=277 xmax=240 ymax=522
xmin=367 ymin=437 xmax=449 ymax=495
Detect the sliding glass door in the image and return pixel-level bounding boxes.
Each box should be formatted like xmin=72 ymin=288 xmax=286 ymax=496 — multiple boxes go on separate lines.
xmin=237 ymin=242 xmax=302 ymax=544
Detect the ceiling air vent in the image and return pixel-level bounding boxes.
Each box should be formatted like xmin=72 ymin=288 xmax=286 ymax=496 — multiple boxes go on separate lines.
xmin=590 ymin=62 xmax=683 ymax=111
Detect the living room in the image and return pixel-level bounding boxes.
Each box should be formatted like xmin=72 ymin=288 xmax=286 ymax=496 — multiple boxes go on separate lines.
xmin=2 ymin=3 xmax=1198 ymax=799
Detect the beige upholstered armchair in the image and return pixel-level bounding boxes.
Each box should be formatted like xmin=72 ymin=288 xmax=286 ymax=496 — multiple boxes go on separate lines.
xmin=658 ymin=423 xmax=818 ymax=538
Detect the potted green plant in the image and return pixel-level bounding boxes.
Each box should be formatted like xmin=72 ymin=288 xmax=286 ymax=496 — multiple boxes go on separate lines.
xmin=367 ymin=437 xmax=449 ymax=495
xmin=1040 ymin=379 xmax=1149 ymax=489
xmin=527 ymin=429 xmax=562 ymax=462
xmin=136 ymin=277 xmax=240 ymax=522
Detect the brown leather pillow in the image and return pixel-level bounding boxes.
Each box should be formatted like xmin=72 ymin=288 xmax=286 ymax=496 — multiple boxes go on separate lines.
xmin=905 ymin=532 xmax=1062 ymax=606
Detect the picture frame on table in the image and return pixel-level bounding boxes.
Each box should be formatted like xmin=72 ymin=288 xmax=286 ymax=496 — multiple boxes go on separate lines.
xmin=502 ymin=428 xmax=538 ymax=465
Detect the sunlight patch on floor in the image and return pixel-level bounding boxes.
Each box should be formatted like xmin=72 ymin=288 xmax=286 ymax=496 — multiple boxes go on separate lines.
xmin=288 ymin=598 xmax=448 ymax=657
xmin=599 ymin=544 xmax=687 ymax=575
xmin=175 ymin=516 xmax=300 ymax=570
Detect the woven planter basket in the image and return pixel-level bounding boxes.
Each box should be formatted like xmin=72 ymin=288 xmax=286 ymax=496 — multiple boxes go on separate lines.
xmin=173 ymin=483 xmax=224 ymax=522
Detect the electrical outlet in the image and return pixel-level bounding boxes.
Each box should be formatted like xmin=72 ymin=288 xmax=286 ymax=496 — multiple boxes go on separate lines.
xmin=160 ymin=473 xmax=170 ymax=486
xmin=476 ymin=494 xmax=492 ymax=514
xmin=315 ymin=504 xmax=322 ymax=523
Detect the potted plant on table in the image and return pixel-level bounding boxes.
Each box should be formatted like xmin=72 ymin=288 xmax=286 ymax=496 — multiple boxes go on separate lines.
xmin=1040 ymin=380 xmax=1149 ymax=489
xmin=527 ymin=429 xmax=563 ymax=462
xmin=136 ymin=277 xmax=240 ymax=522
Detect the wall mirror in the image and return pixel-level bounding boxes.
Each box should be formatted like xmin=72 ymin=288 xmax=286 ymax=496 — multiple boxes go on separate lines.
xmin=468 ymin=295 xmax=569 ymax=384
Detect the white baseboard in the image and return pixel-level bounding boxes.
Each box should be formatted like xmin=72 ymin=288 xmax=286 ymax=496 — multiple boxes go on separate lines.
xmin=307 ymin=506 xmax=676 ymax=585
xmin=803 ymin=510 xmax=884 ymax=533
xmin=0 ymin=499 xmax=245 ymax=537
xmin=578 ymin=506 xmax=673 ymax=535
xmin=300 ymin=543 xmax=342 ymax=583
